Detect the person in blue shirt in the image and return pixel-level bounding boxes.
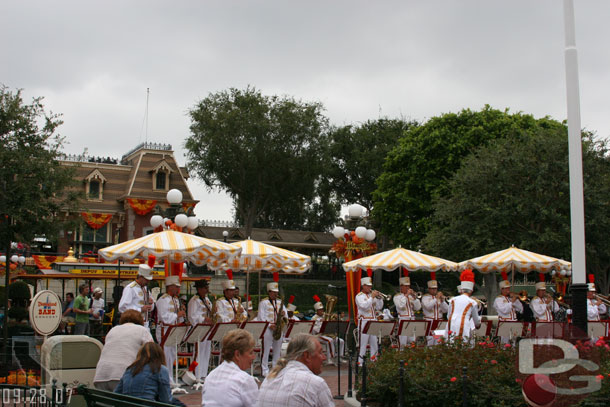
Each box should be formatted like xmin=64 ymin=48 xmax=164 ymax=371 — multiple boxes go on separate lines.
xmin=115 ymin=342 xmax=184 ymax=406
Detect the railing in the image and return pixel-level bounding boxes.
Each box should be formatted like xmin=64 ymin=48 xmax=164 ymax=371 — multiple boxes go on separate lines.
xmin=120 ymin=142 xmax=172 ymax=161
xmin=60 ymin=154 xmax=119 ymax=164
xmin=202 ymin=219 xmax=242 ymax=228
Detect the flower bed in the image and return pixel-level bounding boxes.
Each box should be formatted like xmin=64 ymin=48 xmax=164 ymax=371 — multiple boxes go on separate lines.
xmin=356 ymin=338 xmax=610 ymax=407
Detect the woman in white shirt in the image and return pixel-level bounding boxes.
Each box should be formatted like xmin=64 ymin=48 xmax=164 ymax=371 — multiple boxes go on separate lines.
xmin=93 ymin=310 xmax=153 ymax=391
xmin=201 ymin=329 xmax=258 ymax=407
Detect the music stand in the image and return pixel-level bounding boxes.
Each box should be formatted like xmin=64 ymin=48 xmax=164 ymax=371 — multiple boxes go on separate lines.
xmin=207 ymin=322 xmax=242 ymax=343
xmin=496 ymin=321 xmax=527 ymax=342
xmin=160 ymin=324 xmax=189 ymax=394
xmin=588 ymin=321 xmax=608 ymax=338
xmin=532 ymin=322 xmax=565 ymax=339
xmin=397 ymin=320 xmax=430 ymax=349
xmin=183 ymin=323 xmax=213 ymax=344
xmin=285 ymin=320 xmax=315 ymax=338
xmin=363 ymin=321 xmax=396 ymax=341
xmin=241 ymin=321 xmax=268 ymax=341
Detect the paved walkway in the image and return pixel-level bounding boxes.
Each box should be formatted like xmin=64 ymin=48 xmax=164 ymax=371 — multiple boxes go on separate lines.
xmin=176 ymin=364 xmax=350 ymax=407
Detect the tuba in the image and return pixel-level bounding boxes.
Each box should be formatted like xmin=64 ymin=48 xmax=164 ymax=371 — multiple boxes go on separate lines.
xmin=273 ymin=297 xmax=288 ymax=340
xmin=324 ymin=294 xmax=338 ymax=321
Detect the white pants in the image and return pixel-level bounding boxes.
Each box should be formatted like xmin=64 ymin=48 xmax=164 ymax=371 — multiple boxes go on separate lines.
xmin=358 ymin=319 xmax=378 ymax=363
xmin=157 ymin=327 xmax=177 ymax=384
xmin=195 ymin=340 xmax=212 ymax=380
xmin=262 ymin=327 xmax=283 ymax=376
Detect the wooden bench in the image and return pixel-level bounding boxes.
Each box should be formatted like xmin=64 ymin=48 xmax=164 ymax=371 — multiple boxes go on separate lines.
xmin=77 ymin=385 xmax=176 ymax=407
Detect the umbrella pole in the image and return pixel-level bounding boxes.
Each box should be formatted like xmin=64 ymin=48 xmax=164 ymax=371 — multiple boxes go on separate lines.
xmin=511 ymin=263 xmax=515 ymax=287
xmin=245 ymin=265 xmax=250 ymax=306
xmin=258 ymin=269 xmax=262 ymax=302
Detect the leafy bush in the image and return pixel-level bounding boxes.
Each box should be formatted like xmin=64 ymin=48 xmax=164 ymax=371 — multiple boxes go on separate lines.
xmin=356 ymin=338 xmax=610 ymax=407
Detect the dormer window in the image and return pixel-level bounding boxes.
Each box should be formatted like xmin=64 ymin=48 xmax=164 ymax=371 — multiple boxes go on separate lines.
xmin=151 ymin=160 xmax=173 ymax=191
xmin=84 ymin=169 xmax=106 ymax=201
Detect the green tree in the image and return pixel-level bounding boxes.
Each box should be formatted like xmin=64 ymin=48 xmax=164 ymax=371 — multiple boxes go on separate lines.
xmin=423 ymin=129 xmax=610 ymax=293
xmin=1 ymin=85 xmax=81 ymax=360
xmin=373 ymin=106 xmax=565 ymax=249
xmin=186 ymin=87 xmax=334 ymax=235
xmin=327 ymin=118 xmax=417 ymax=211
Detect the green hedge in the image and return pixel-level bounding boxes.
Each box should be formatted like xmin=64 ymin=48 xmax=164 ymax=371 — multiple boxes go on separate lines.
xmin=357 ymin=339 xmax=610 ymax=406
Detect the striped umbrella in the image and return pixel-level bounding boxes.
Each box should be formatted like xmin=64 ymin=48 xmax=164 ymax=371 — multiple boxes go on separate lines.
xmin=208 ymin=239 xmax=311 ymax=273
xmin=98 ymin=229 xmax=241 ymax=266
xmin=458 ymin=246 xmax=571 ymax=274
xmin=342 ymin=247 xmax=458 ymax=273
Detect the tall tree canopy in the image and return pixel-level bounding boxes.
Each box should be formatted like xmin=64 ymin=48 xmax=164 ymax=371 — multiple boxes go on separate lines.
xmin=186 ymin=87 xmax=334 ymax=235
xmin=373 ymin=106 xmax=565 ymax=249
xmin=0 ymin=85 xmax=81 ymax=252
xmin=327 ymin=118 xmax=417 ymax=211
xmin=423 ymin=129 xmax=610 ymax=293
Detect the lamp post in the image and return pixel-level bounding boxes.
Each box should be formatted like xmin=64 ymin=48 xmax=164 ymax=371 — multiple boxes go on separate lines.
xmin=1 ymin=251 xmax=26 ymax=376
xmin=149 ymin=189 xmax=199 ymax=277
xmin=222 ymin=230 xmax=228 ymax=243
xmin=331 ymin=204 xmax=377 ymax=263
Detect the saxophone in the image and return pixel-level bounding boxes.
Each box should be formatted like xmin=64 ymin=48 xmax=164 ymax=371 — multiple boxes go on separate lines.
xmin=210 ymin=295 xmax=219 ymax=324
xmin=235 ymin=296 xmax=248 ymax=323
xmin=272 ymin=297 xmax=288 ymax=340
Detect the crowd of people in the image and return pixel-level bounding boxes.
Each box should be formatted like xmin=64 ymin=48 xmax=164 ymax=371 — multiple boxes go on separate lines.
xmin=55 ymin=253 xmax=608 ymax=406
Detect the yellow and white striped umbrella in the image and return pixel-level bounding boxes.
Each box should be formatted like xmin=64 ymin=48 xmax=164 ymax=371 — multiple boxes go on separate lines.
xmin=208 ymin=239 xmax=311 ymax=273
xmin=98 ymin=230 xmax=241 ymax=265
xmin=458 ymin=246 xmax=571 ymax=274
xmin=342 ymin=247 xmax=458 ymax=273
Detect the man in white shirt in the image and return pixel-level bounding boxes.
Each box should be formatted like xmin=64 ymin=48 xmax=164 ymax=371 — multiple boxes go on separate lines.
xmin=529 ymin=278 xmax=559 ymax=322
xmin=187 ymin=279 xmax=213 ymax=382
xmin=258 ymin=333 xmax=334 ymax=407
xmin=446 ymin=269 xmax=481 ymax=344
xmin=393 ymin=275 xmax=421 ymax=346
xmin=257 ymin=274 xmax=288 ymax=377
xmin=421 ymin=272 xmax=448 ymax=346
xmin=492 ymin=273 xmax=523 ymax=344
xmin=90 ymin=287 xmax=105 ymax=339
xmin=215 ymin=272 xmax=248 ymax=323
xmin=119 ymin=256 xmax=155 ymax=327
xmin=155 ymin=275 xmax=185 ymax=385
xmin=355 ymin=275 xmax=383 ymax=364
xmin=587 ymin=278 xmax=607 ymax=343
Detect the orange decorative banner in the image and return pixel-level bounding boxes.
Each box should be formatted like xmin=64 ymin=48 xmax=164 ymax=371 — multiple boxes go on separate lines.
xmin=81 ymin=212 xmax=112 ymax=230
xmin=346 ymin=269 xmax=362 ymax=322
xmin=182 ymin=202 xmax=196 ymax=213
xmin=32 ymin=255 xmax=65 ymax=270
xmin=127 ymin=198 xmax=158 ymax=216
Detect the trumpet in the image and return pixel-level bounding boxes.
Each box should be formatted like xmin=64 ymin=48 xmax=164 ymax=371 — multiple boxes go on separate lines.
xmin=372 ymin=290 xmax=391 ymax=300
xmin=594 ymin=294 xmax=610 ymax=307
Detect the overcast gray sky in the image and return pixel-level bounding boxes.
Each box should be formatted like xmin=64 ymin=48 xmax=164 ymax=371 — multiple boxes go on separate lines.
xmin=2 ymin=1 xmax=608 ymax=222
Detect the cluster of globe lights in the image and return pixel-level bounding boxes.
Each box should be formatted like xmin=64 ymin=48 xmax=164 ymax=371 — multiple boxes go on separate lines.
xmin=551 ymin=268 xmax=572 ymax=277
xmin=332 ymin=204 xmax=376 ymax=242
xmin=0 ymin=254 xmax=26 ymax=267
xmin=149 ymin=189 xmax=199 ymax=231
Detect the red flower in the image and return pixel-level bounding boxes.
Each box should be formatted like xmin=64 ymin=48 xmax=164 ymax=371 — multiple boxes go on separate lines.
xmin=595 ymin=375 xmax=604 ymax=382
xmin=491 ymin=360 xmax=497 ymax=364
xmin=450 ymin=377 xmax=457 ymax=382
xmin=515 ymin=378 xmax=522 ymax=383
xmin=504 ymin=343 xmax=511 ymax=348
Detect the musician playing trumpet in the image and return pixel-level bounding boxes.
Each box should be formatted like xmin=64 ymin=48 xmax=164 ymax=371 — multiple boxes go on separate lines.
xmin=587 ymin=274 xmax=607 ymax=322
xmin=355 ymin=272 xmax=384 ymax=365
xmin=530 ymin=274 xmax=559 ymax=322
xmin=119 ymin=255 xmax=156 ymax=327
xmin=492 ymin=272 xmax=523 ymax=344
xmin=215 ymin=270 xmax=248 ymax=323
xmin=257 ymin=272 xmax=288 ymax=377
xmin=393 ymin=272 xmax=421 ymax=346
xmin=421 ymin=272 xmax=448 ymax=346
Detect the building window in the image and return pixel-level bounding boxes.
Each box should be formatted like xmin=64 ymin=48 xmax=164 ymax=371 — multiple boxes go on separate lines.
xmin=75 ymin=223 xmax=109 ymax=255
xmin=156 ymin=171 xmax=167 ymax=190
xmin=89 ymin=180 xmax=100 ymax=199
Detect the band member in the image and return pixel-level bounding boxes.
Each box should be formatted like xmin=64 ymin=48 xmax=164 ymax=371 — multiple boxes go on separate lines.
xmin=119 ymin=255 xmax=155 ymax=327
xmin=530 ymin=273 xmax=559 ymax=322
xmin=421 ymin=272 xmax=448 ymax=346
xmin=587 ymin=274 xmax=607 ymax=321
xmin=214 ymin=270 xmax=247 ymax=323
xmin=311 ymin=295 xmax=344 ymax=364
xmin=155 ymin=275 xmax=185 ymax=385
xmin=355 ymin=270 xmax=383 ymax=364
xmin=393 ymin=270 xmax=421 ymax=346
xmin=286 ymin=295 xmax=299 ymax=320
xmin=446 ymin=269 xmax=481 ymax=344
xmin=258 ymin=272 xmax=288 ymax=377
xmin=493 ymin=272 xmax=523 ymax=344
xmin=187 ymin=279 xmax=213 ymax=382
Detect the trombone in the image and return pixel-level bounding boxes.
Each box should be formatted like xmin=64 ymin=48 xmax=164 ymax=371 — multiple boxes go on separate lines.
xmin=595 ymin=294 xmax=610 ymax=307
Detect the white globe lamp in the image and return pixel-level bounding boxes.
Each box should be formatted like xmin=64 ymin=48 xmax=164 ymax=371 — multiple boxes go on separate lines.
xmin=332 ymin=226 xmax=345 ymax=239
xmin=355 ymin=226 xmax=367 ymax=238
xmin=187 ymin=216 xmax=199 ymax=230
xmin=174 ymin=214 xmax=188 ymax=228
xmin=348 ymin=204 xmax=364 ymax=219
xmin=166 ymin=189 xmax=183 ymax=204
xmin=365 ymin=229 xmax=376 ymax=241
xmin=150 ymin=215 xmax=164 ymax=228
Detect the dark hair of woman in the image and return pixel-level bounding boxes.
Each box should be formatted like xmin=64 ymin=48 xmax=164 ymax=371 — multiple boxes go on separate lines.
xmin=126 ymin=342 xmax=166 ymax=376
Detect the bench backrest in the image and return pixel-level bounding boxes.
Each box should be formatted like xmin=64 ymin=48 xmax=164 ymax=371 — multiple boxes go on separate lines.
xmin=77 ymin=385 xmax=175 ymax=407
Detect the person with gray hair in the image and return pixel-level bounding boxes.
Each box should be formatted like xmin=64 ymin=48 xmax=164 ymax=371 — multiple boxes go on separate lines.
xmin=257 ymin=333 xmax=333 ymax=407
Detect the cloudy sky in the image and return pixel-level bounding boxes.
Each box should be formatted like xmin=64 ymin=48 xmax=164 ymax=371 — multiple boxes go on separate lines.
xmin=2 ymin=1 xmax=608 ymax=222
